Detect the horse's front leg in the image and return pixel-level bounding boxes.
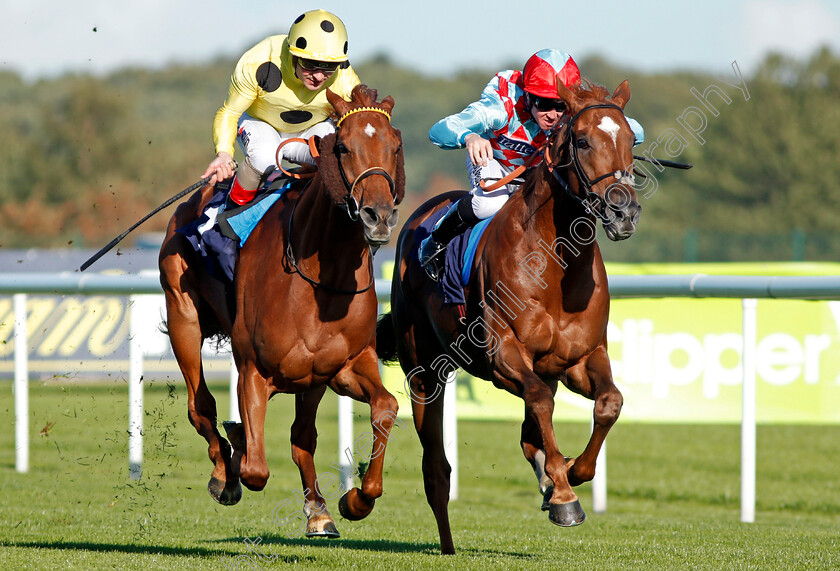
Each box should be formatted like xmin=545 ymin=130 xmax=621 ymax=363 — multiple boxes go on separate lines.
xmin=562 ymin=344 xmax=623 ymax=486
xmin=520 ymin=378 xmax=558 ymax=510
xmin=497 ymin=347 xmax=585 ymax=527
xmin=290 ymin=385 xmax=340 ymax=538
xmin=329 ymin=347 xmax=400 ymax=521
xmin=234 ymin=361 xmax=272 ymax=491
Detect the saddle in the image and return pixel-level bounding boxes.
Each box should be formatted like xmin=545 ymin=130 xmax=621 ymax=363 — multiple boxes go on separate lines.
xmin=418 ymin=206 xmax=493 ymax=305
xmin=176 ymin=175 xmax=297 ymax=284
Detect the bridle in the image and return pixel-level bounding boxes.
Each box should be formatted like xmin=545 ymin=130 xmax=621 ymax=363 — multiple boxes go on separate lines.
xmin=545 ymin=103 xmax=635 ymax=223
xmin=284 ymin=105 xmax=397 ymax=294
xmin=334 ymin=107 xmax=397 ymax=221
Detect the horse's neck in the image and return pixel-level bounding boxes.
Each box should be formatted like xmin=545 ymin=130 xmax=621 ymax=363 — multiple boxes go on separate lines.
xmin=293 ymin=178 xmax=370 ymax=271
xmin=517 ymin=165 xmax=597 ymax=269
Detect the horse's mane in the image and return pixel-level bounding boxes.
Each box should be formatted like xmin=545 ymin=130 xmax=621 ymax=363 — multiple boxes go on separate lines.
xmin=316 ymin=84 xmax=406 ymax=205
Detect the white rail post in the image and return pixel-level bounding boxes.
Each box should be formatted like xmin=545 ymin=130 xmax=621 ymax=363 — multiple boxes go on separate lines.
xmin=443 ymin=370 xmax=458 ymax=500
xmin=14 ymin=293 xmax=29 ymax=474
xmin=338 ymin=396 xmax=354 ymax=492
xmin=229 ymin=356 xmax=240 ymax=423
xmin=128 ymin=295 xmax=144 ymax=480
xmin=592 ymin=422 xmax=607 ymax=513
xmin=741 ymin=298 xmax=757 ymax=523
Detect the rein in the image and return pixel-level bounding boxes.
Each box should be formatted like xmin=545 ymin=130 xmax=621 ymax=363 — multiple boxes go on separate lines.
xmin=274 ymin=137 xmax=320 ymax=179
xmin=479 ymin=149 xmax=545 ymax=191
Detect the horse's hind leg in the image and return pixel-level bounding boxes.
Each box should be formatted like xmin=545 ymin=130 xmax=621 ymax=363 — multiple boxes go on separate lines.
xmin=290 ymin=385 xmax=340 ymax=538
xmin=162 ymin=284 xmax=241 ymax=505
xmin=329 ymin=347 xmax=400 ymax=523
xmin=408 ymin=368 xmax=455 ymax=554
xmin=562 ymin=345 xmax=623 ymax=486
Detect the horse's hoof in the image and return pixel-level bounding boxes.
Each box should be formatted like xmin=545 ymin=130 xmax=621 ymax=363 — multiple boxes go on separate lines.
xmin=338 ymin=488 xmax=375 ymax=521
xmin=305 ymin=520 xmax=340 ymax=538
xmin=208 ymin=476 xmax=242 ymax=506
xmin=548 ymin=500 xmax=586 ymax=527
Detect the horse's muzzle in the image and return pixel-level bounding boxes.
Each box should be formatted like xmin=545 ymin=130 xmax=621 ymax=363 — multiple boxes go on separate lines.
xmin=360 ymin=205 xmax=399 ymax=245
xmin=603 ymin=200 xmax=641 ymax=241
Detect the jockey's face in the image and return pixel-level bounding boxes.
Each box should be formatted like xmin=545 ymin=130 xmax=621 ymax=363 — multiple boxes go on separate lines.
xmin=532 ymin=107 xmax=563 ymax=131
xmin=295 ymin=59 xmax=337 ymax=91
xmin=530 ymin=96 xmax=567 ymax=131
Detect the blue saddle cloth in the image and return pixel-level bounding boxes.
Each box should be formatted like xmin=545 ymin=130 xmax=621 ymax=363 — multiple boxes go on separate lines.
xmin=176 ymin=180 xmax=294 ymax=283
xmin=417 ymin=204 xmax=494 ymax=305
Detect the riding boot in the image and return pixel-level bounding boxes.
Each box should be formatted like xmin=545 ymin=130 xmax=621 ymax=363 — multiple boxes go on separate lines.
xmin=223 ymin=176 xmax=255 ymax=211
xmin=419 ymin=195 xmax=479 ymax=281
xmin=222 ymin=157 xmax=266 ymax=211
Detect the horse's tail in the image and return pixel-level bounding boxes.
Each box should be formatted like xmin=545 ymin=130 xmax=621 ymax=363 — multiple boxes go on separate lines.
xmin=376 ymin=312 xmax=400 ymax=365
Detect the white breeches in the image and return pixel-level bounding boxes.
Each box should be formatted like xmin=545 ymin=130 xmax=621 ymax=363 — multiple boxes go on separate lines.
xmin=466 ymin=157 xmax=522 ymax=220
xmin=236 ymin=114 xmax=336 ymax=173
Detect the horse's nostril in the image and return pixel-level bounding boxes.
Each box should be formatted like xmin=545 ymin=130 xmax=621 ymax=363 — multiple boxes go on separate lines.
xmin=360 ymin=206 xmax=378 ymax=225
xmin=386 ymin=208 xmax=399 ymax=228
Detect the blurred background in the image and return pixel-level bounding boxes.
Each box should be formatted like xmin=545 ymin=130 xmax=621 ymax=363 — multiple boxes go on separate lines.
xmin=1 ymin=0 xmax=839 ymax=262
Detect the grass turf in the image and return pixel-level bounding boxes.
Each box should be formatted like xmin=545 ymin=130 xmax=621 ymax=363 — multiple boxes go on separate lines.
xmin=0 ymin=380 xmax=838 ymax=570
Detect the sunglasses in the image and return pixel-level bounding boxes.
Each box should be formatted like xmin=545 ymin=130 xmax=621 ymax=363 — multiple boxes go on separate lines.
xmin=533 ymin=97 xmax=567 ymax=113
xmin=297 ymin=58 xmax=340 ymax=73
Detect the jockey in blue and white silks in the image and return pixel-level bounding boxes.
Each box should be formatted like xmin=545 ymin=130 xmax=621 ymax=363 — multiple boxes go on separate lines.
xmin=419 ymin=49 xmax=644 ymax=281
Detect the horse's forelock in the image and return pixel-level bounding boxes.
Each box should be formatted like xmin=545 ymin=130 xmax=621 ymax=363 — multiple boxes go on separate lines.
xmin=573 ymin=79 xmax=611 ymax=103
xmin=350 ymin=84 xmax=380 ymax=108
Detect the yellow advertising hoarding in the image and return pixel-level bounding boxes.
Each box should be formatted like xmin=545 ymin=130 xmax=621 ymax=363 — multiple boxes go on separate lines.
xmin=381 ymin=263 xmax=840 ymax=424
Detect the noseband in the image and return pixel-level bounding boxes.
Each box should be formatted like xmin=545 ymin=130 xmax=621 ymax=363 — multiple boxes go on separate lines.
xmin=334 ymin=107 xmax=397 ymax=221
xmin=545 ymin=103 xmax=635 ymax=222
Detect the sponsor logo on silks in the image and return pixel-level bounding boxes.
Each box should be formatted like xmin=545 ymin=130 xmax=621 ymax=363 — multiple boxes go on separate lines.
xmin=238 ymin=126 xmax=250 ymax=147
xmin=496 ymin=134 xmax=536 ymax=156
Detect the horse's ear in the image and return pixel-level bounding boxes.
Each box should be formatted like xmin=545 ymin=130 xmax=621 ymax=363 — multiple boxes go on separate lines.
xmin=326 ymin=88 xmax=350 ymax=117
xmin=380 ymin=95 xmax=395 ymax=114
xmin=556 ymin=76 xmax=581 ymax=112
xmin=611 ymin=80 xmax=631 ymax=109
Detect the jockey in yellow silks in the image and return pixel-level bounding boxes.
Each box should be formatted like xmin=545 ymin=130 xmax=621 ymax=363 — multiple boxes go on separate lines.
xmin=202 ymin=9 xmax=361 ymax=208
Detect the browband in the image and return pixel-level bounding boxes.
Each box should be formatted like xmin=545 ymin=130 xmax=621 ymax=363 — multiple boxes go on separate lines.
xmin=336 ymin=107 xmax=391 ymax=127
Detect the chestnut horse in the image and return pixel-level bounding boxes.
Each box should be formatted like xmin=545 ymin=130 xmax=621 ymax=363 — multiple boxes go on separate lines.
xmin=377 ymin=80 xmax=640 ymax=554
xmin=159 ymin=85 xmax=404 ymax=537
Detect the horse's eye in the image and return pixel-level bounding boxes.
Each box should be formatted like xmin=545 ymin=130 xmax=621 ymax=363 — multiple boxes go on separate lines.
xmin=395 ymin=144 xmax=402 ymax=155
xmin=576 ymin=138 xmax=589 ymax=150
xmin=336 ymin=143 xmax=349 ymax=154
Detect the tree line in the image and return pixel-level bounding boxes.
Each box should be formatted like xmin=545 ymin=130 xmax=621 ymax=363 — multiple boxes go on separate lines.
xmin=1 ymin=47 xmax=838 ymax=262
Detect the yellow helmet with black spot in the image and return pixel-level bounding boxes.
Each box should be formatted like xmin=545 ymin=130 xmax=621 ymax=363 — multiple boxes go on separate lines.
xmin=287 ymin=9 xmax=349 ymax=63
